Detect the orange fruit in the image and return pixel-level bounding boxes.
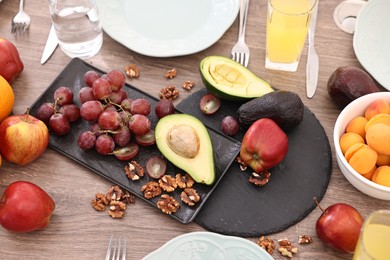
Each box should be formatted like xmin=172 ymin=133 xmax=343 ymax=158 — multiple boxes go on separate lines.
xmin=0 ymin=75 xmax=14 ymax=123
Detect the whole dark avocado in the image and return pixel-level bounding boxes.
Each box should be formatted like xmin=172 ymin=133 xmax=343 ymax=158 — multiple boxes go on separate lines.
xmin=237 ymin=90 xmax=304 ymax=132
xmin=327 ymin=66 xmax=380 ymax=108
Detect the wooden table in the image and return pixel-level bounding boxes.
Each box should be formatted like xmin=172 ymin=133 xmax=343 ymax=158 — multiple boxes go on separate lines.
xmin=1 ymin=0 xmax=389 ymax=259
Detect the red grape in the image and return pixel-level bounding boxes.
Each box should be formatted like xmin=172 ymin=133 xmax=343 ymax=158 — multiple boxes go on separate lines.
xmin=135 ymin=129 xmax=155 ymax=146
xmin=111 ymin=143 xmax=139 ymax=160
xmin=119 ymin=110 xmax=132 ymax=125
xmin=78 ymin=86 xmax=96 ymax=103
xmin=89 ymin=122 xmax=102 ymax=136
xmin=128 ymin=114 xmax=151 ymax=135
xmin=36 ymin=102 xmax=55 ymax=124
xmin=130 ymin=98 xmax=151 ymax=116
xmin=109 ymin=89 xmax=127 ymax=104
xmin=78 ymin=130 xmax=96 ymax=150
xmin=95 ymin=134 xmax=115 ymax=155
xmin=155 ymin=99 xmax=174 ymax=118
xmin=59 ymin=104 xmax=80 ymax=122
xmin=107 ymin=69 xmax=126 ymax=91
xmin=113 ymin=125 xmax=131 ymax=147
xmin=97 ymin=110 xmax=121 ymax=130
xmin=120 ymin=98 xmax=133 ymax=112
xmin=92 ymin=78 xmax=111 ymax=100
xmin=221 ymin=116 xmax=239 ymax=136
xmin=54 ymin=86 xmax=74 ymax=106
xmin=80 ymin=100 xmax=104 ymax=122
xmin=83 ymin=70 xmax=100 ymax=87
xmin=49 ymin=113 xmax=71 ymax=136
xmin=146 ymin=156 xmax=167 ymax=179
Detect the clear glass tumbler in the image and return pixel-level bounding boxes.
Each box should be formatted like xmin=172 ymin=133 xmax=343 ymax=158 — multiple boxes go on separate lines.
xmin=48 ymin=0 xmax=103 ymax=59
xmin=353 ymin=210 xmax=390 ymax=260
xmin=265 ymin=0 xmax=317 ymax=72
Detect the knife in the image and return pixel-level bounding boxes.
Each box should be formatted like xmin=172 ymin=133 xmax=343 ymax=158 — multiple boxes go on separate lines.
xmin=306 ymin=2 xmax=319 ymax=99
xmin=41 ymin=25 xmax=58 ymax=65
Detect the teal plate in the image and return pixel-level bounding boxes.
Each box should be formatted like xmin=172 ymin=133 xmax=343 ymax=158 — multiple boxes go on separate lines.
xmin=142 ymin=232 xmax=273 ymax=260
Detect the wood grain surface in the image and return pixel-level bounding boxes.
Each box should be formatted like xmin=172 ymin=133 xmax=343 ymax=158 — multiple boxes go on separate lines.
xmin=1 ymin=0 xmax=389 ymax=259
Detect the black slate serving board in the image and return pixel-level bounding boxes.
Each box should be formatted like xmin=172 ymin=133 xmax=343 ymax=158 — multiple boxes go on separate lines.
xmin=177 ymin=88 xmax=332 ymax=237
xmin=29 ymin=58 xmax=241 ymax=224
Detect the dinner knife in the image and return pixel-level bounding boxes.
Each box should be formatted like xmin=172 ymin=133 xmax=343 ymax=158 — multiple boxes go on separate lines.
xmin=306 ymin=2 xmax=319 ymax=99
xmin=41 ymin=25 xmax=58 ymax=65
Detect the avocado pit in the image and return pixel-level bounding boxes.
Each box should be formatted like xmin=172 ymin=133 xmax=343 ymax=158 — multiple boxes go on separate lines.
xmin=167 ymin=124 xmax=200 ymax=158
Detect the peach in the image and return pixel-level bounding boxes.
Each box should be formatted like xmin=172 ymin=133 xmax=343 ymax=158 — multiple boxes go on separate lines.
xmin=344 ymin=143 xmax=377 ymax=175
xmin=372 ymin=166 xmax=390 ymax=187
xmin=376 ymin=154 xmax=390 ymax=166
xmin=346 ymin=116 xmax=368 ymax=138
xmin=339 ymin=132 xmax=365 ymax=155
xmin=366 ymin=123 xmax=390 ymax=155
xmin=364 ymin=99 xmax=390 ymax=120
xmin=364 ymin=113 xmax=390 ymax=132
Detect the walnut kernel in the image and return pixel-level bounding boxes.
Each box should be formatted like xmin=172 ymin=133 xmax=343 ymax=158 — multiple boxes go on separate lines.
xmin=108 ymin=200 xmax=126 ymax=218
xmin=141 ymin=181 xmax=162 ymax=199
xmin=91 ymin=193 xmax=109 ymax=211
xmin=159 ymin=175 xmax=177 ymax=192
xmin=106 ymin=185 xmax=123 ymax=201
xmin=180 ymin=188 xmax=200 ymax=206
xmin=249 ymin=171 xmax=271 ymax=186
xmin=164 ymin=68 xmax=177 ymax=79
xmin=159 ymin=85 xmax=179 ymax=100
xmin=176 ymin=173 xmax=195 ymax=189
xmin=256 ymin=236 xmax=275 ymax=255
xmin=125 ymin=161 xmax=144 ymax=181
xmin=182 ymin=80 xmax=195 ymax=90
xmin=125 ymin=64 xmax=139 ymax=78
xmin=157 ymin=194 xmax=180 ymax=214
xmin=298 ymin=235 xmax=313 ymax=244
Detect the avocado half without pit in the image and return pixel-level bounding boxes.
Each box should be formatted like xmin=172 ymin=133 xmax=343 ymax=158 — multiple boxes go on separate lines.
xmin=155 ymin=114 xmax=215 ymax=185
xmin=200 ymin=56 xmax=274 ymax=101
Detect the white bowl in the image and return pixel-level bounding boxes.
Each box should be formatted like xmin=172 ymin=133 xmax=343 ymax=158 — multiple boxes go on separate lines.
xmin=334 ymin=92 xmax=390 ymax=200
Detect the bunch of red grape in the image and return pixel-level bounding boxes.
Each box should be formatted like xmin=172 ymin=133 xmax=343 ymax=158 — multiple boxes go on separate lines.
xmin=77 ymin=69 xmax=166 ymax=160
xmin=36 ymin=86 xmax=80 ymax=136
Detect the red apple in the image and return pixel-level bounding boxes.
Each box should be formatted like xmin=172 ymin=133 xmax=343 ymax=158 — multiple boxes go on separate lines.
xmin=240 ymin=118 xmax=288 ymax=173
xmin=0 ymin=181 xmax=55 ymax=232
xmin=0 ymin=111 xmax=49 ymax=165
xmin=315 ymin=199 xmax=364 ymax=253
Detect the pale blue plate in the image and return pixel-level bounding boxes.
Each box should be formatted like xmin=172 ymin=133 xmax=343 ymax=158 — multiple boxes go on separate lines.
xmin=353 ymin=0 xmax=390 ymax=90
xmin=96 ymin=0 xmax=239 ymax=57
xmin=142 ymin=232 xmax=273 ymax=260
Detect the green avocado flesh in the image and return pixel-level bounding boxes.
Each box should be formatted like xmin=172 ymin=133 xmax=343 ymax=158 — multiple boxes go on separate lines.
xmin=155 ymin=114 xmax=215 ymax=185
xmin=200 ymin=56 xmax=274 ymax=100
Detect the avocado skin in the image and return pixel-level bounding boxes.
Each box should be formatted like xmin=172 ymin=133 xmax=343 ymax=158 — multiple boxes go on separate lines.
xmin=237 ymin=90 xmax=304 ymax=131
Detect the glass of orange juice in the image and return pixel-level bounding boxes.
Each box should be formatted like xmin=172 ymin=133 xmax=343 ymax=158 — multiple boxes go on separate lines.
xmin=353 ymin=210 xmax=390 ymax=260
xmin=265 ymin=0 xmax=317 ymax=72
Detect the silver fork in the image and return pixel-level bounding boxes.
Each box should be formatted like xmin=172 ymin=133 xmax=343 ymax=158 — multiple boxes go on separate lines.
xmin=105 ymin=235 xmax=127 ymax=260
xmin=231 ymin=0 xmax=250 ymax=67
xmin=11 ymin=0 xmax=31 ymax=35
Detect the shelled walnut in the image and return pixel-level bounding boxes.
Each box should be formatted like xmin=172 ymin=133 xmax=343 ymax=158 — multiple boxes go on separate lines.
xmin=141 ymin=181 xmax=162 ymax=199
xmin=157 ymin=194 xmax=180 ymax=214
xmin=159 ymin=85 xmax=179 ymax=100
xmin=106 ymin=186 xmax=123 ymax=201
xmin=256 ymin=236 xmax=275 ymax=255
xmin=278 ymin=238 xmax=298 ymax=258
xmin=159 ymin=175 xmax=177 ymax=192
xmin=249 ymin=171 xmax=271 ymax=186
xmin=176 ymin=173 xmax=194 ymax=189
xmin=108 ymin=200 xmax=126 ymax=218
xmin=164 ymin=68 xmax=177 ymax=79
xmin=180 ymin=188 xmax=200 ymax=206
xmin=91 ymin=193 xmax=109 ymax=211
xmin=125 ymin=161 xmax=144 ymax=181
xmin=124 ymin=64 xmax=139 ymax=78
xmin=298 ymin=235 xmax=313 ymax=244
xmin=182 ymin=80 xmax=195 ymax=90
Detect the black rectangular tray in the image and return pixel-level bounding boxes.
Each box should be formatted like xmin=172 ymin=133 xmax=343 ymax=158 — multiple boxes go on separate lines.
xmin=29 ymin=58 xmax=241 ymax=224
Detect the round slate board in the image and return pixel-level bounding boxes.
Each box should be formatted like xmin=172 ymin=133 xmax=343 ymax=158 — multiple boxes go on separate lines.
xmin=176 ymin=89 xmax=332 ymax=237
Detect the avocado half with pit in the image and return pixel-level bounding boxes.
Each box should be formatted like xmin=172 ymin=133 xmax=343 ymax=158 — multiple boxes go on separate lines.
xmin=155 ymin=114 xmax=215 ymax=185
xmin=200 ymin=56 xmax=274 ymax=101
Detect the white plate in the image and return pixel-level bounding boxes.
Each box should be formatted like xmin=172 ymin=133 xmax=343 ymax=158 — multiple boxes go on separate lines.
xmin=96 ymin=0 xmax=239 ymax=57
xmin=353 ymin=0 xmax=390 ymax=90
xmin=142 ymin=232 xmax=273 ymax=260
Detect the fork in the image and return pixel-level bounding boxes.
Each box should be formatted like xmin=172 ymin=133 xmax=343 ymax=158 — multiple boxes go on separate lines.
xmin=11 ymin=0 xmax=31 ymax=35
xmin=231 ymin=0 xmax=250 ymax=67
xmin=105 ymin=235 xmax=127 ymax=260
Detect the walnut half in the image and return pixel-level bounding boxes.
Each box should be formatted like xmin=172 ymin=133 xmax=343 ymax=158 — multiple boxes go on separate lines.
xmin=157 ymin=194 xmax=180 ymax=214
xmin=180 ymin=188 xmax=200 ymax=206
xmin=256 ymin=236 xmax=275 ymax=255
xmin=141 ymin=181 xmax=162 ymax=199
xmin=108 ymin=200 xmax=126 ymax=219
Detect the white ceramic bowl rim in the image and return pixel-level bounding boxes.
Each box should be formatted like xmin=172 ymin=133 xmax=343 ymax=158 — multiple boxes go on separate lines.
xmin=334 ymin=92 xmax=390 ymax=193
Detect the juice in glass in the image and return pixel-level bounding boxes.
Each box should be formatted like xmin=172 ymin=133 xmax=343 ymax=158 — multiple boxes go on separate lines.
xmin=353 ymin=210 xmax=390 ymax=260
xmin=265 ymin=0 xmax=317 ymax=71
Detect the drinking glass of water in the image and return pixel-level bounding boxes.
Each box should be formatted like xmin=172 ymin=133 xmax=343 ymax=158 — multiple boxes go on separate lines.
xmin=49 ymin=0 xmax=103 ymax=59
